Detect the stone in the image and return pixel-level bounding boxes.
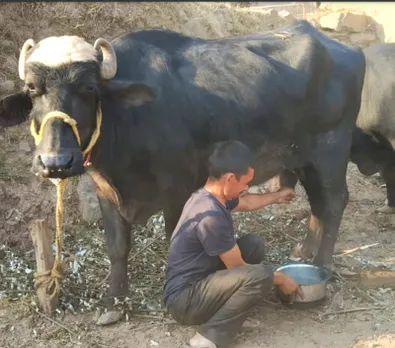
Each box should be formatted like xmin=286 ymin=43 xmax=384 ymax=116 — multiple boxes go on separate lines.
xmin=18 ymin=140 xmax=31 ymax=153
xmin=341 ymin=12 xmax=368 ymax=33
xmin=309 ymin=18 xmax=319 ymax=28
xmin=319 ymin=12 xmax=343 ymax=31
xmin=350 ymin=32 xmax=377 ymax=44
xmin=259 ymin=9 xmax=281 ymax=30
xmin=77 ymin=174 xmax=102 ymax=223
xmin=320 ymin=11 xmax=369 ymax=33
xmin=2 ymin=40 xmax=14 ymax=51
xmin=0 ymin=80 xmax=15 ymax=94
xmin=96 ymin=310 xmax=123 ymax=326
xmin=278 ymin=10 xmax=296 ymax=25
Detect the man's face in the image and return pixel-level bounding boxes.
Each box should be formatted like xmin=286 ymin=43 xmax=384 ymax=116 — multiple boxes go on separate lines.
xmin=223 ymin=167 xmax=255 ymax=200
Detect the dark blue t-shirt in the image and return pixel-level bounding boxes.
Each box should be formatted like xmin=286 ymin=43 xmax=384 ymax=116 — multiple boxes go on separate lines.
xmin=163 ymin=188 xmax=239 ymax=307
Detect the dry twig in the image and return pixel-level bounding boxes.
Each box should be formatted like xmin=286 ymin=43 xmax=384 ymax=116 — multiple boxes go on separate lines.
xmin=129 ymin=234 xmax=164 ymax=262
xmin=29 ymin=306 xmax=76 ymax=336
xmin=320 ymin=306 xmax=385 ymax=318
xmin=129 ymin=320 xmax=177 ymax=332
xmin=334 ymin=243 xmax=379 ymax=257
xmin=318 ymin=283 xmax=345 ymax=321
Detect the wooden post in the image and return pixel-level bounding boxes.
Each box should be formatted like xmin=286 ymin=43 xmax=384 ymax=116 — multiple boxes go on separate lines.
xmin=30 ymin=219 xmax=58 ymax=315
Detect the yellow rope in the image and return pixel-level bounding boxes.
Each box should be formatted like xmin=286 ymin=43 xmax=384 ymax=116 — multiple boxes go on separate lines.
xmin=31 ymin=103 xmax=102 ymax=299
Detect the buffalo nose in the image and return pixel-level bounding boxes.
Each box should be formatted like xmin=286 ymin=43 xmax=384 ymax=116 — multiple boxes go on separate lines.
xmin=39 ymin=154 xmax=74 ymax=172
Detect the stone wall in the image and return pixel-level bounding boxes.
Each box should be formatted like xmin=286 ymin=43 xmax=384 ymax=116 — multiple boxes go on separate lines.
xmin=247 ymin=2 xmax=384 ymax=48
xmin=312 ymin=10 xmax=381 ymax=48
xmin=319 ymin=2 xmax=395 ymax=43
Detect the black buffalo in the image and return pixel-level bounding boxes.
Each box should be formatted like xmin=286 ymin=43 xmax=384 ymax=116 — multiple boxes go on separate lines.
xmin=272 ymin=43 xmax=395 ymax=216
xmin=0 ymin=20 xmax=365 ymax=314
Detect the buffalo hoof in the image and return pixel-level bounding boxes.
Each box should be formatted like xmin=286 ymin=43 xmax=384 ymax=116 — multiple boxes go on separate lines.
xmin=313 ymin=255 xmax=336 ymax=273
xmin=321 ymin=263 xmax=336 ymax=273
xmin=376 ymin=205 xmax=395 ymax=214
xmin=96 ymin=310 xmax=123 ymax=326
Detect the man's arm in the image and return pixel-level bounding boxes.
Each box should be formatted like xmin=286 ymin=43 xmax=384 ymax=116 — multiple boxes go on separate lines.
xmin=219 ymin=245 xmax=304 ymax=299
xmin=232 ymin=187 xmax=295 ymax=213
xmin=219 ymin=244 xmax=247 ymax=268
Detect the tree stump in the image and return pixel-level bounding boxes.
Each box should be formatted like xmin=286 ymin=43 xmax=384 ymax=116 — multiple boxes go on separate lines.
xmin=29 ymin=219 xmax=58 ymax=315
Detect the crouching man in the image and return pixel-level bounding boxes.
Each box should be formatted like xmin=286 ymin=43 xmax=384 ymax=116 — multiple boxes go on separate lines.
xmin=163 ymin=140 xmax=302 ymax=348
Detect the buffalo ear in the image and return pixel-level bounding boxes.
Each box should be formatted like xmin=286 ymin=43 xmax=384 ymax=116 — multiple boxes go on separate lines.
xmin=102 ymin=80 xmax=158 ymax=107
xmin=0 ymin=92 xmax=32 ymax=127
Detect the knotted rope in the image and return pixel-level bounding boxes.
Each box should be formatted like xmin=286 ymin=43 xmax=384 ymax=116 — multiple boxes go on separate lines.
xmin=30 ymin=103 xmax=102 ymax=299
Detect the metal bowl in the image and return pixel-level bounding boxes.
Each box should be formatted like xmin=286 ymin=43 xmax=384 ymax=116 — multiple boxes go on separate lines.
xmin=275 ymin=263 xmax=332 ymax=308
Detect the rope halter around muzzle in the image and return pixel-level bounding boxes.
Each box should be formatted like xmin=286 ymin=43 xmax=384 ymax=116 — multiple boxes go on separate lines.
xmin=30 ymin=103 xmax=102 ymax=300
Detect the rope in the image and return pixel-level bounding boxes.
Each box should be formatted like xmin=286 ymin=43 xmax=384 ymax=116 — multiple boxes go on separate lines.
xmin=30 ymin=103 xmax=102 ymax=299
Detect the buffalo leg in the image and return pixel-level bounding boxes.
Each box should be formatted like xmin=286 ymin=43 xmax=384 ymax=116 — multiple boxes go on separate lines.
xmin=291 ymin=165 xmax=326 ymax=259
xmin=377 ymin=165 xmax=395 ymax=214
xmin=313 ymin=180 xmax=348 ymax=268
xmin=98 ymin=197 xmax=131 ymax=301
xmin=268 ymin=169 xmax=326 ymax=259
xmin=292 ymin=153 xmax=349 ymax=269
xmin=291 ymin=128 xmax=350 ymax=268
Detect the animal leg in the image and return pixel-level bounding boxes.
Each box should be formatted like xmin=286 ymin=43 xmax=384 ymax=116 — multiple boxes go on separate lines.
xmin=377 ymin=165 xmax=395 ymax=214
xmin=291 ymin=165 xmax=325 ymax=260
xmin=292 ymin=129 xmax=351 ymax=270
xmin=96 ymin=197 xmax=131 ymax=325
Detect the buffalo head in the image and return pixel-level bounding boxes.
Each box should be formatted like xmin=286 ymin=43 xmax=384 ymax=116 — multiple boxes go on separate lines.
xmin=0 ymin=35 xmax=117 ymax=178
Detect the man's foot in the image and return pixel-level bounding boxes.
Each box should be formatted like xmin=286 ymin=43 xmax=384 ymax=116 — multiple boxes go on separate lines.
xmin=189 ymin=332 xmax=217 ymax=348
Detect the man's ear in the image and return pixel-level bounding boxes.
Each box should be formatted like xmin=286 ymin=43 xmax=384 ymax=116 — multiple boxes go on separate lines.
xmin=101 ymin=80 xmax=158 ymax=107
xmin=0 ymin=92 xmax=32 ymax=127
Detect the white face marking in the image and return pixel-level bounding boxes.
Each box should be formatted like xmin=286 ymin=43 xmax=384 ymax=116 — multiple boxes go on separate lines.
xmin=26 ymin=36 xmax=97 ymax=67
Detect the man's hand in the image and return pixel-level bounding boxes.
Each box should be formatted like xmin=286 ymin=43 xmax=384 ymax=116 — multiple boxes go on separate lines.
xmin=273 ymin=271 xmax=304 ymax=302
xmin=232 ymin=188 xmax=296 ymax=213
xmin=273 ymin=187 xmax=295 ymax=204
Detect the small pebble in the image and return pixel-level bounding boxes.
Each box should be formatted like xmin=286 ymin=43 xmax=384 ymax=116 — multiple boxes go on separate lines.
xmin=96 ymin=310 xmax=123 ymax=326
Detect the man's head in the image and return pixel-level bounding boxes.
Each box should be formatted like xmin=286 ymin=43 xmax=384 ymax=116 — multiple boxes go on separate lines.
xmin=207 ymin=140 xmax=255 ymax=200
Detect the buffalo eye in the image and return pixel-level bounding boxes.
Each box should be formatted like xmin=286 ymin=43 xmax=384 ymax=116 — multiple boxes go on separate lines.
xmin=80 ymin=84 xmax=96 ymax=94
xmin=27 ymin=83 xmax=36 ymax=93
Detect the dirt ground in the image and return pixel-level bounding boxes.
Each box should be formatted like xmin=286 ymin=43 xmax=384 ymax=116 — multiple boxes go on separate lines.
xmin=0 ymin=161 xmax=395 ymax=348
xmin=1 ymin=129 xmax=395 ymax=348
xmin=1 ymin=2 xmax=395 ymax=348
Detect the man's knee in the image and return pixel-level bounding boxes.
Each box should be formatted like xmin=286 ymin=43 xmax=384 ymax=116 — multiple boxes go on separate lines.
xmin=242 ymin=264 xmax=273 ymax=297
xmin=237 ymin=234 xmax=265 ymax=264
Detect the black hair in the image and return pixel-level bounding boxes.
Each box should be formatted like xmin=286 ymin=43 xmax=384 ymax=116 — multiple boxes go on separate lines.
xmin=207 ymin=140 xmax=255 ymax=179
